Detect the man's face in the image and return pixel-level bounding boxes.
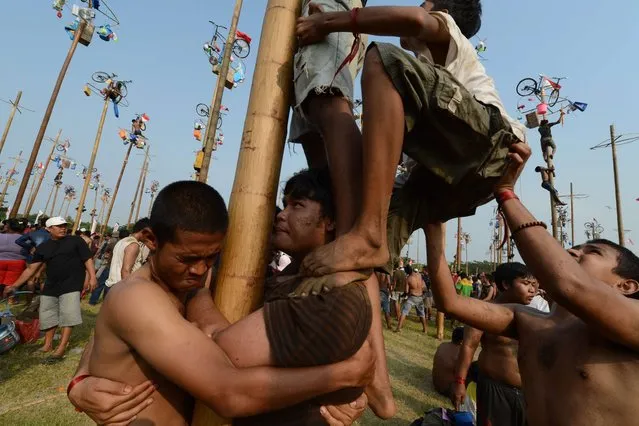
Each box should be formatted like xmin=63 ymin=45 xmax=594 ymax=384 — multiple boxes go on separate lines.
xmin=271 ymin=196 xmax=333 ymax=258
xmin=568 ymin=243 xmax=626 ymax=287
xmin=505 ymin=277 xmax=537 ymax=305
xmin=48 ymin=224 xmax=67 ymax=239
xmin=150 ymin=230 xmax=225 ymax=293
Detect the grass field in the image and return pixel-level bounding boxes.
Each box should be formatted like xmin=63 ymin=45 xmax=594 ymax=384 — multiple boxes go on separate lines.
xmin=0 ymin=302 xmax=451 ymax=425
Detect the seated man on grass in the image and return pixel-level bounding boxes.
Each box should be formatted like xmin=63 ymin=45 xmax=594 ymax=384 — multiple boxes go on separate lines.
xmin=426 ymin=141 xmax=639 ymax=426
xmin=432 ymin=326 xmax=464 ymax=396
xmin=69 ymin=174 xmax=390 ymax=425
xmin=295 ymin=0 xmax=526 ymax=278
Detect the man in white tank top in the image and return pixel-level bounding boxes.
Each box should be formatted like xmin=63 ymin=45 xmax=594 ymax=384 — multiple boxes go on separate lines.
xmin=105 ymin=218 xmax=151 ymax=288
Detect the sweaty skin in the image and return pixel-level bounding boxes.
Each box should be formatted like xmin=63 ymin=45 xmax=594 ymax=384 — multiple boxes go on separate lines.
xmin=406 ymin=272 xmax=424 ymax=296
xmin=432 ymin=341 xmax=460 ymax=396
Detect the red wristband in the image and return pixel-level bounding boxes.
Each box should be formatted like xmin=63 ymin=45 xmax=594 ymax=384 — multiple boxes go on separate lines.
xmin=68 ymin=374 xmax=91 ymax=412
xmin=350 ymin=7 xmax=360 ymax=35
xmin=454 ymin=376 xmax=466 ymax=385
xmin=495 ymin=190 xmax=519 ymax=205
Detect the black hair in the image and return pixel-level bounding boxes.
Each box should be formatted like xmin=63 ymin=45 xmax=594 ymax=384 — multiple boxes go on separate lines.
xmin=540 ymin=119 xmax=549 ymax=125
xmin=431 ymin=0 xmax=482 ymax=38
xmin=282 ymin=168 xmax=334 ymax=221
xmin=132 ymin=217 xmax=151 ymax=233
xmin=150 ymin=181 xmax=228 ymax=245
xmin=38 ymin=216 xmax=49 ymax=228
xmin=588 ymin=239 xmax=639 ymax=299
xmin=452 ymin=326 xmax=464 ymax=344
xmin=5 ymin=218 xmax=25 ymax=233
xmin=460 ymin=272 xmax=468 ymax=279
xmin=494 ymin=262 xmax=533 ymax=292
xmin=75 ymin=230 xmax=82 ymax=236
xmin=404 ymin=265 xmax=413 ymax=275
xmin=119 ymin=229 xmax=130 ymax=239
xmin=534 ymin=166 xmax=542 ymax=172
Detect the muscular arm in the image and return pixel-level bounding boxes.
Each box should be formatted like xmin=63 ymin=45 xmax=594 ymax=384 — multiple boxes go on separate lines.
xmin=8 ymin=262 xmax=42 ymax=289
xmin=185 ymin=287 xmax=230 ymax=338
xmin=501 ymin=196 xmax=639 ymax=351
xmin=121 ymin=243 xmax=140 ymax=279
xmin=425 ymin=223 xmax=518 ymax=338
xmin=453 ymin=327 xmax=482 ymax=381
xmin=306 ymin=6 xmax=449 ymax=42
xmin=112 ymin=283 xmax=368 ymax=418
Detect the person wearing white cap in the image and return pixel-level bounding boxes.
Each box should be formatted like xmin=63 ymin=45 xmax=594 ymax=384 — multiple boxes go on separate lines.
xmin=4 ymin=216 xmax=97 ymax=360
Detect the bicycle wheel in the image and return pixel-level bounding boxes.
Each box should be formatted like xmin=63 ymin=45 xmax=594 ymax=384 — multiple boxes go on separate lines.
xmin=140 ymin=122 xmax=147 ymax=132
xmin=547 ymin=89 xmax=560 ymax=107
xmin=118 ymin=83 xmax=128 ymax=99
xmin=233 ymin=39 xmax=250 ymax=59
xmin=516 ymin=78 xmax=537 ymax=97
xmin=196 ymin=104 xmax=210 ymax=117
xmin=92 ymin=71 xmax=110 ymax=83
xmin=216 ymin=115 xmax=223 ymax=130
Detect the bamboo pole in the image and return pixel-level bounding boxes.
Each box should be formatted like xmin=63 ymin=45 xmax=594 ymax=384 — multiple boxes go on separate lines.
xmin=198 ymin=0 xmax=244 ymax=183
xmin=25 ymin=170 xmax=38 ymax=214
xmin=72 ymin=98 xmax=109 ymax=233
xmin=58 ymin=196 xmax=67 ymax=217
xmin=455 ymin=218 xmax=462 ymax=272
xmin=101 ymin=142 xmax=134 ymax=236
xmin=191 ymin=1 xmax=301 ymax=424
xmin=64 ymin=197 xmax=72 ymax=219
xmin=126 ymin=147 xmax=149 ymax=228
xmin=570 ymin=182 xmax=575 ymax=246
xmin=50 ymin=184 xmax=61 ymax=217
xmin=10 ymin=22 xmax=86 ymax=218
xmin=43 ymin=184 xmax=54 ymax=215
xmin=147 ymin=193 xmax=155 ymax=216
xmin=97 ymin=193 xmax=107 ymax=232
xmin=25 ymin=130 xmax=61 ymax=217
xmin=0 ymin=91 xmax=23 ymax=157
xmin=134 ymin=163 xmax=148 ymax=222
xmin=610 ymin=125 xmax=625 ymax=246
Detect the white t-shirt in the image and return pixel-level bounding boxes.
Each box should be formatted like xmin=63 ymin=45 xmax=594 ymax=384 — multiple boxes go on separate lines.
xmin=528 ymin=295 xmax=550 ymax=313
xmin=402 ymin=12 xmax=527 ymax=143
xmin=105 ymin=236 xmax=149 ymax=287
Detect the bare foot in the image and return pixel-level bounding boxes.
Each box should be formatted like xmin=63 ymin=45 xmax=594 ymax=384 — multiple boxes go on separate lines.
xmin=301 ymin=232 xmax=389 ymax=276
xmin=38 ymin=345 xmax=52 ymax=353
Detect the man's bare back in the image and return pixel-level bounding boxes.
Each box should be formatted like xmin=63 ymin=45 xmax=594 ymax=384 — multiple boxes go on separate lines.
xmin=432 ymin=342 xmax=460 ymax=395
xmin=407 ymin=272 xmax=424 ymax=297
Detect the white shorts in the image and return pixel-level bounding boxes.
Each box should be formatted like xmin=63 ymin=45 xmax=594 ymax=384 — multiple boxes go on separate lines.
xmin=39 ymin=292 xmax=82 ymax=330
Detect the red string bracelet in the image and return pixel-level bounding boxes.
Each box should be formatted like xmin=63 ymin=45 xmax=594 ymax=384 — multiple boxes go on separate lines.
xmin=454 ymin=376 xmax=466 ymax=385
xmin=67 ymin=374 xmax=91 ymax=412
xmin=495 ymin=190 xmax=519 ymax=205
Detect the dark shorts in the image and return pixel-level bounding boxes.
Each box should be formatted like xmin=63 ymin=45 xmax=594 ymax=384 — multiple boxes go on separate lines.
xmin=476 ymin=372 xmax=527 ymax=426
xmin=371 ymin=42 xmax=519 ymax=273
xmin=237 ymin=276 xmax=372 ymax=426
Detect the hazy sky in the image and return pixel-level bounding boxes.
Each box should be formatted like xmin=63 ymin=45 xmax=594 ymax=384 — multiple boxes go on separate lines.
xmin=1 ymin=0 xmax=638 ymax=262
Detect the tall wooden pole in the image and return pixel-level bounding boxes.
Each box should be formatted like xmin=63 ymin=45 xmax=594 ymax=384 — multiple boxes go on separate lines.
xmin=101 ymin=142 xmax=134 ymax=236
xmin=97 ymin=193 xmax=107 ymax=232
xmin=570 ymin=182 xmax=575 ymax=246
xmin=0 ymin=152 xmax=22 ymax=211
xmin=539 ymin=86 xmax=559 ymax=240
xmin=127 ymin=147 xmax=149 ymax=228
xmin=191 ymin=1 xmax=301 ymax=424
xmin=198 ymin=0 xmax=244 ymax=183
xmin=147 ymin=193 xmax=155 ymax=216
xmin=43 ymin=184 xmax=54 ymax=215
xmin=0 ymin=91 xmax=23 ymax=157
xmin=72 ymin=99 xmax=109 ymax=233
xmin=9 ymin=22 xmax=86 ymax=218
xmin=134 ymin=163 xmax=148 ymax=222
xmin=64 ymin=197 xmax=72 ymax=219
xmin=25 ymin=170 xmax=38 ymax=214
xmin=50 ymin=184 xmax=61 ymax=216
xmin=25 ymin=129 xmax=61 ymax=217
xmin=610 ymin=124 xmax=625 ymax=246
xmin=58 ymin=196 xmax=67 ymax=217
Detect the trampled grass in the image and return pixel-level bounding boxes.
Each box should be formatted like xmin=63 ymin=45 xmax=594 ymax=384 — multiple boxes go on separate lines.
xmin=0 ymin=303 xmax=450 ymax=425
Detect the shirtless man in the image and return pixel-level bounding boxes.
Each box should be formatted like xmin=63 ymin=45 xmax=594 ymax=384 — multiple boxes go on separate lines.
xmin=395 ymin=265 xmax=427 ymax=333
xmin=391 ymin=259 xmax=407 ymax=320
xmin=69 ymin=181 xmax=374 ymax=425
xmin=534 ymin=166 xmax=566 ymax=206
xmin=451 ymin=262 xmax=537 ymax=426
xmin=432 ymin=326 xmax=464 ymax=396
xmin=426 ymin=141 xmax=639 ymax=426
xmin=376 ymin=270 xmax=393 ymax=329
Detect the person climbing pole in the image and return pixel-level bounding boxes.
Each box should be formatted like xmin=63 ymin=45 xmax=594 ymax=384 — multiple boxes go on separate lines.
xmin=534 ymin=166 xmax=565 ymax=206
xmin=538 ymin=111 xmax=563 ymax=162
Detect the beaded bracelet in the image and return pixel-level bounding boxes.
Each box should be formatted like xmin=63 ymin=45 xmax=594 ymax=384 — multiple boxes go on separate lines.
xmin=512 ymin=221 xmax=547 ymax=235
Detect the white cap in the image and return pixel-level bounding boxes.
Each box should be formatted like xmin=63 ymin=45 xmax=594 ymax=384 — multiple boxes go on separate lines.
xmin=46 ymin=217 xmax=68 ymax=228
xmin=80 ymin=228 xmax=87 ymax=232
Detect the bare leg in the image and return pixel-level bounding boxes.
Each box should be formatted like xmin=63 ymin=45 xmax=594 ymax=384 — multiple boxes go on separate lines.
xmin=420 ymin=316 xmax=428 ymax=333
xmin=394 ymin=300 xmax=401 ymax=321
xmin=384 ymin=312 xmax=393 ymax=330
xmin=39 ymin=327 xmax=55 ymax=352
xmin=307 ymin=96 xmax=363 ymax=235
xmin=300 ymin=132 xmax=328 ymax=169
xmin=395 ymin=314 xmax=407 ymax=333
xmin=302 ymin=47 xmax=404 ymax=275
xmin=52 ymin=326 xmax=72 ymax=357
xmin=361 ymin=275 xmax=396 ymax=418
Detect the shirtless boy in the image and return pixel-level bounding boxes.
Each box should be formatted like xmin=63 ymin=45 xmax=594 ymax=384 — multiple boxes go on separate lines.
xmin=451 ymin=262 xmax=537 ymax=426
xmin=395 ymin=265 xmax=427 ymax=333
xmin=296 ymin=0 xmax=526 ymax=277
xmin=70 ymin=181 xmax=374 ymax=425
xmin=427 ymin=141 xmax=639 ymax=426
xmin=376 ymin=270 xmax=393 ymax=329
